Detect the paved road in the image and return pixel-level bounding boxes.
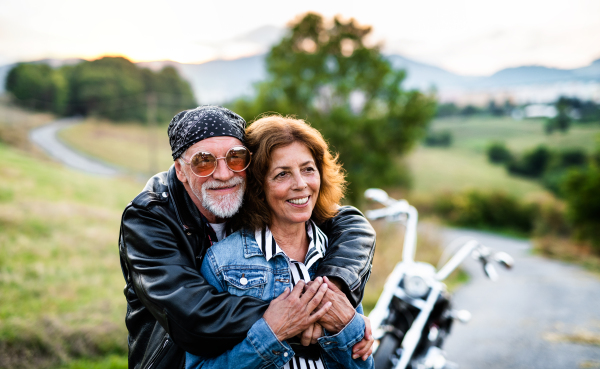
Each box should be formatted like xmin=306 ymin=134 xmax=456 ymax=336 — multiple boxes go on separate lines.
xmin=29 ymin=117 xmax=121 ymax=176
xmin=441 ymin=229 xmax=600 ymax=369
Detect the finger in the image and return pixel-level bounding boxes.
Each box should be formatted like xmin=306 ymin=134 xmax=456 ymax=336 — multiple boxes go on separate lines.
xmin=273 ymin=287 xmax=290 ymax=302
xmin=362 ymin=347 xmax=373 ymax=361
xmin=308 ymin=301 xmax=331 ymax=324
xmin=352 ymin=338 xmax=368 ymax=359
xmin=289 ymin=281 xmax=305 ymax=299
xmin=300 ymin=325 xmax=313 ymax=346
xmin=311 ymin=323 xmax=323 ymax=344
xmin=299 ymin=277 xmax=323 ymax=304
xmin=304 ymin=279 xmax=317 ymax=291
xmin=305 ymin=282 xmax=328 ymax=312
xmin=362 ymin=315 xmax=372 ymax=340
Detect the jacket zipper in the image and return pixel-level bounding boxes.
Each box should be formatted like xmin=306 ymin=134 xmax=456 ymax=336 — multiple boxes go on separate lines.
xmin=145 ymin=336 xmax=170 ymax=369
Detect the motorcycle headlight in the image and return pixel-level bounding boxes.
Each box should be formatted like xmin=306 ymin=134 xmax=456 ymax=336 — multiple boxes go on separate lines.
xmin=404 ymin=275 xmax=429 ymax=298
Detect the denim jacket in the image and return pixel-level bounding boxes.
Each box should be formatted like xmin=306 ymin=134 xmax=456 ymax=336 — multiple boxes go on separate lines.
xmin=186 ymin=228 xmax=374 ymax=369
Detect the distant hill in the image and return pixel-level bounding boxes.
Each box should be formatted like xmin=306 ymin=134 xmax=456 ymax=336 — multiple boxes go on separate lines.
xmin=2 ymin=56 xmax=599 ymax=104
xmin=138 ymin=55 xmax=600 ymax=105
xmin=138 ymin=55 xmax=266 ymax=104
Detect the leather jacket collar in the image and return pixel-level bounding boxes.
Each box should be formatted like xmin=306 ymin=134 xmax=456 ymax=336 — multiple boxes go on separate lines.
xmin=165 ymin=165 xmax=203 ymax=234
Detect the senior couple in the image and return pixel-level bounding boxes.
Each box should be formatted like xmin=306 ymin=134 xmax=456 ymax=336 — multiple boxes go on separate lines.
xmin=119 ymin=106 xmax=377 ymax=369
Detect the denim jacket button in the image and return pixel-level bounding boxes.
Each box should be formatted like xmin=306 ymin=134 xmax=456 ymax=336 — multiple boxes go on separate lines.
xmin=283 ymin=352 xmax=288 ymax=357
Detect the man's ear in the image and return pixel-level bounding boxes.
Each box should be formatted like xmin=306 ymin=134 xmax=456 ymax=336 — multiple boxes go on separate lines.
xmin=174 ymin=160 xmax=188 ymax=184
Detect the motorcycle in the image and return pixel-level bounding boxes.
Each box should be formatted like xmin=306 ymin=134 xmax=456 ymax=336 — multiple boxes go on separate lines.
xmin=364 ymin=189 xmax=514 ymax=369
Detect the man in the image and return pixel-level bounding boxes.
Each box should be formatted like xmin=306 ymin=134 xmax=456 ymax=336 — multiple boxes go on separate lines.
xmin=119 ymin=106 xmax=376 ymax=369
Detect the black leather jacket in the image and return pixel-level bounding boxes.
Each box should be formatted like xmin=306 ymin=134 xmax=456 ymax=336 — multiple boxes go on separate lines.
xmin=119 ymin=166 xmax=376 ymax=369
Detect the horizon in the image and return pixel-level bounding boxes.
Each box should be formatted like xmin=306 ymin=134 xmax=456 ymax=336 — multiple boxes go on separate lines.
xmin=5 ymin=49 xmax=599 ymax=79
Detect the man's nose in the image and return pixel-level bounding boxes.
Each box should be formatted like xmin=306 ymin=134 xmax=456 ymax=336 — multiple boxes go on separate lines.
xmin=211 ymin=158 xmax=234 ymax=181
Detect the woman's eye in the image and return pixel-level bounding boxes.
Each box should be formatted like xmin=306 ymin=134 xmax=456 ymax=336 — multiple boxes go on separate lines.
xmin=275 ymin=171 xmax=288 ymax=179
xmin=304 ymin=166 xmax=316 ymax=173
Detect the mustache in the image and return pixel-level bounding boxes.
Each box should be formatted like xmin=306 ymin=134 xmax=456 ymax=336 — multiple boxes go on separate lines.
xmin=202 ymin=176 xmax=245 ymax=190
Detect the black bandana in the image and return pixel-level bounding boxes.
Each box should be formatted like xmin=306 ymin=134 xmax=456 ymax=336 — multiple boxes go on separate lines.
xmin=168 ymin=105 xmax=246 ymax=160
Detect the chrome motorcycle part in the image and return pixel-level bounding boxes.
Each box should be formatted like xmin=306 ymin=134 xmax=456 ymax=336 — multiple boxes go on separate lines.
xmin=404 ymin=275 xmax=429 ymax=298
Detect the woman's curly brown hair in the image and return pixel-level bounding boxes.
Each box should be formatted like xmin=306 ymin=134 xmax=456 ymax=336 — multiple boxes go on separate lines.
xmin=238 ymin=115 xmax=346 ymax=230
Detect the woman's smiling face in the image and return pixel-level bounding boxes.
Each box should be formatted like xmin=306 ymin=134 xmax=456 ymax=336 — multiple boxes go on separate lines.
xmin=265 ymin=141 xmax=320 ymax=229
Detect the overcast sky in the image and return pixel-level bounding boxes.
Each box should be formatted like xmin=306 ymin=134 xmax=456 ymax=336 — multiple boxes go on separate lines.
xmin=1 ymin=0 xmax=599 ymax=75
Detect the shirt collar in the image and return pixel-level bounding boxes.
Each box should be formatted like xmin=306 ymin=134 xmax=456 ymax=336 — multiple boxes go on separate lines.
xmin=254 ymin=220 xmax=327 ymax=270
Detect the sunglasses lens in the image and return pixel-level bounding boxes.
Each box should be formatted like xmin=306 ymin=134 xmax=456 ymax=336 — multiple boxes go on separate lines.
xmin=226 ymin=147 xmax=251 ymax=171
xmin=190 ymin=152 xmax=216 ymax=176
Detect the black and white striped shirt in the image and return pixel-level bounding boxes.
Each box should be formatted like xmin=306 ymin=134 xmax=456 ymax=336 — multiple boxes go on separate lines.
xmin=255 ymin=221 xmax=328 ymax=369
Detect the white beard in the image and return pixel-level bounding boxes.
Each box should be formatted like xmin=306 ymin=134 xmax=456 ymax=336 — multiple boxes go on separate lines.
xmin=190 ymin=176 xmax=245 ymax=219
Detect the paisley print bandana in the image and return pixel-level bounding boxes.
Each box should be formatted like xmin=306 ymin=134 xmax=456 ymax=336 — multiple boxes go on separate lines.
xmin=168 ymin=105 xmax=247 ymax=160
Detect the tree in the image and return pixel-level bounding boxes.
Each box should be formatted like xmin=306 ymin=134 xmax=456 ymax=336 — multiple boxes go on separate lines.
xmin=231 ymin=13 xmax=436 ymax=201
xmin=545 ymin=97 xmax=572 ymax=134
xmin=6 ymin=63 xmax=68 ymax=114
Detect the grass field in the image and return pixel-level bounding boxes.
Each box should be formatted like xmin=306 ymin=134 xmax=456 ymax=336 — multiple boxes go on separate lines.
xmin=58 ymin=118 xmax=173 ymax=176
xmin=406 ymin=116 xmax=600 ymax=200
xmin=428 ymin=116 xmax=600 ymax=154
xmin=0 ymin=142 xmax=140 ymax=368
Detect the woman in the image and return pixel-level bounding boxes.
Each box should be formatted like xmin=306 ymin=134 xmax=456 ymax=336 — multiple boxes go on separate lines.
xmin=186 ymin=116 xmax=374 ymax=369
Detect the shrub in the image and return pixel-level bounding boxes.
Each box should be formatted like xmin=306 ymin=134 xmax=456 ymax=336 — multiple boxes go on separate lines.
xmin=529 ymin=196 xmax=571 ymax=237
xmin=432 ymin=190 xmax=535 ymax=234
xmin=507 ymin=145 xmax=551 ymax=177
xmin=562 ymin=164 xmax=600 ymax=250
xmin=557 ymin=149 xmax=587 ymax=168
xmin=486 ymin=142 xmax=513 ymax=164
xmin=424 ymin=130 xmax=452 ymax=147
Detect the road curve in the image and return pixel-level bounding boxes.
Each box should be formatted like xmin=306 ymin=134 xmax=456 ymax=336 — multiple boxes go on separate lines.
xmin=29 ymin=118 xmax=121 ymax=176
xmin=441 ymin=229 xmax=600 ymax=369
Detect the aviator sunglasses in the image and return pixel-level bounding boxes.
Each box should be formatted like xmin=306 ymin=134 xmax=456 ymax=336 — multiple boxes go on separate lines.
xmin=180 ymin=146 xmax=252 ymax=177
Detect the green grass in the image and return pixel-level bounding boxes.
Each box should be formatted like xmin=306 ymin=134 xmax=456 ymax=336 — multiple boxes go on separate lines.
xmin=58 ymin=118 xmax=173 ymax=176
xmin=0 ymin=142 xmax=141 ymax=368
xmin=407 ymin=146 xmax=547 ymax=200
xmin=429 ymin=116 xmax=600 ymax=154
xmin=407 ymin=116 xmax=600 ymax=201
xmin=53 ymin=355 xmax=127 ymax=369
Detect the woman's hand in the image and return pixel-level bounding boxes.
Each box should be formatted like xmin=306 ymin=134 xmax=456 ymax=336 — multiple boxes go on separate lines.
xmin=263 ymin=277 xmax=331 ymax=342
xmin=352 ymin=314 xmax=374 ymax=361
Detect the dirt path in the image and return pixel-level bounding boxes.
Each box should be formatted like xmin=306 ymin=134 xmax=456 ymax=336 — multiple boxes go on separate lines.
xmin=29 ymin=117 xmax=121 ymax=176
xmin=441 ymin=229 xmax=600 ymax=369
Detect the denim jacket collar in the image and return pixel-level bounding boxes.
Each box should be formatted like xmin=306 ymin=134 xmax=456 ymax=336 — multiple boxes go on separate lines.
xmin=240 ymin=228 xmax=264 ymax=258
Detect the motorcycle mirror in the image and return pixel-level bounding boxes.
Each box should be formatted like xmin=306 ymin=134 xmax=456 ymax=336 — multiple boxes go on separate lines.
xmin=483 ymin=262 xmax=498 ymax=281
xmin=493 ymin=252 xmax=514 ymax=269
xmin=364 ymin=188 xmax=393 ymax=205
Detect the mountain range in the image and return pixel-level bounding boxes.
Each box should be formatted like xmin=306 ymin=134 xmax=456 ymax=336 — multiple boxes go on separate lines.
xmin=2 ymin=54 xmax=599 ymax=105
